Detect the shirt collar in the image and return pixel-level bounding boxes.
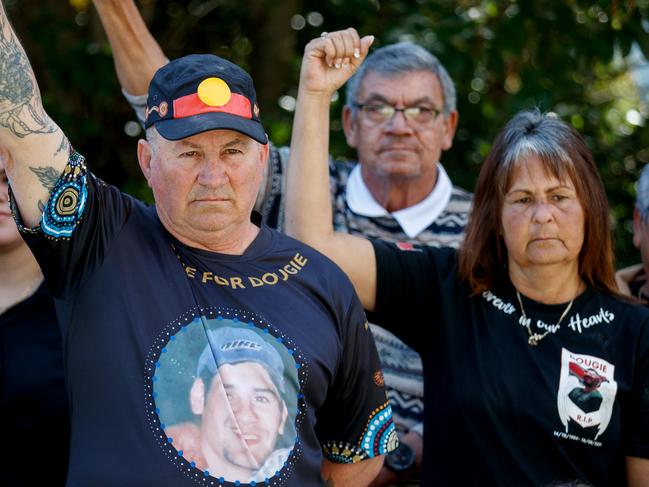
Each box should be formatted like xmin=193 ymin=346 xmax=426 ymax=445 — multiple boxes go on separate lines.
xmin=345 ymin=162 xmax=453 ymax=238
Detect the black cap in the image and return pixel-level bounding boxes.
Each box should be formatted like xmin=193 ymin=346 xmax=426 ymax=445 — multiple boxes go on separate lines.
xmin=144 ymin=54 xmax=267 ymax=144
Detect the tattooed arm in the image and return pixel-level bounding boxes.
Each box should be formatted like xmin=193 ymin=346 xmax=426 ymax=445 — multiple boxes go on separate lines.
xmin=0 ymin=2 xmax=70 ymax=227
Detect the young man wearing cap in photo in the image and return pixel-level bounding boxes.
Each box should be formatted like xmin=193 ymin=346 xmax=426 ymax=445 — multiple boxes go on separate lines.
xmin=0 ymin=3 xmax=395 ymax=485
xmin=165 ymin=327 xmax=295 ymax=483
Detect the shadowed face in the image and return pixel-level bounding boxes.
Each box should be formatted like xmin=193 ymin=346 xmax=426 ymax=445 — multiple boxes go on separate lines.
xmin=191 ymin=362 xmax=288 ymax=477
xmin=501 ymin=155 xmax=585 ymax=273
xmin=633 ymin=207 xmax=649 ymax=280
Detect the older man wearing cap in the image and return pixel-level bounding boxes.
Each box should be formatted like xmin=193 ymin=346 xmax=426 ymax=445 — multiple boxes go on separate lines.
xmin=91 ymin=4 xmax=471 ymax=483
xmin=0 ymin=4 xmax=394 ymax=485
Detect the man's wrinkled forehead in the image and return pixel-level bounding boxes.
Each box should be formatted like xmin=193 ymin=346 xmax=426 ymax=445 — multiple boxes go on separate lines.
xmin=361 ymin=92 xmax=438 ymax=107
xmin=181 ymin=135 xmax=250 ymax=149
xmin=162 ymin=130 xmax=257 ymax=151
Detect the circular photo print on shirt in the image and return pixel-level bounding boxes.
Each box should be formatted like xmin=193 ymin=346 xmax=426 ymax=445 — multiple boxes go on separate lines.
xmin=149 ymin=313 xmax=301 ymax=485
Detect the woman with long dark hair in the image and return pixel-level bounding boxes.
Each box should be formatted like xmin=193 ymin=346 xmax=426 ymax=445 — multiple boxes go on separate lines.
xmin=285 ymin=29 xmax=649 ymax=486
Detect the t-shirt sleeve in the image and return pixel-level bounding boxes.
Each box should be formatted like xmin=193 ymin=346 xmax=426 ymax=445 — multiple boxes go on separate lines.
xmin=368 ymin=239 xmax=443 ymax=352
xmin=10 ymin=149 xmax=131 ymax=298
xmin=316 ymin=285 xmax=398 ymax=463
xmin=122 ymin=88 xmax=148 ymax=127
xmin=625 ymin=316 xmax=649 ymax=459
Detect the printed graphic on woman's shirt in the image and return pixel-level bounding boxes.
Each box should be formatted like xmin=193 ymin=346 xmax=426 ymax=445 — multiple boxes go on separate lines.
xmin=556 ymin=348 xmax=617 ymax=445
xmin=150 ymin=313 xmax=301 ymax=484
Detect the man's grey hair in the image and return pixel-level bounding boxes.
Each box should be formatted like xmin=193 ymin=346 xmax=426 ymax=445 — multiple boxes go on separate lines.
xmin=145 ymin=126 xmax=160 ymax=155
xmin=345 ymin=41 xmax=456 ymax=115
xmin=636 ymin=164 xmax=649 ymax=221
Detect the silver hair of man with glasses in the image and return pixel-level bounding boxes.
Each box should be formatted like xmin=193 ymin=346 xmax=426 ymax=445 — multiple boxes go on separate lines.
xmin=616 ymin=164 xmax=649 ymax=303
xmin=345 ymin=41 xmax=457 ymax=117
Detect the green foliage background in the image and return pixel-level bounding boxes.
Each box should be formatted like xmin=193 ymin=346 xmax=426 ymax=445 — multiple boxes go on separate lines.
xmin=7 ymin=0 xmax=649 ymax=266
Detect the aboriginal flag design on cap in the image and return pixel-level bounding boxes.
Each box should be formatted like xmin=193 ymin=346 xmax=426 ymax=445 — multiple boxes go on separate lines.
xmin=145 ymin=54 xmax=267 ymax=144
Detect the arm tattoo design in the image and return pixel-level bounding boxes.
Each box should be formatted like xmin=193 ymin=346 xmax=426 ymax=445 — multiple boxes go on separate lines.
xmin=0 ymin=7 xmax=56 ymax=138
xmin=54 ymin=134 xmax=69 ymax=156
xmin=323 ymin=479 xmax=335 ymax=487
xmin=29 ymin=165 xmax=59 ymax=190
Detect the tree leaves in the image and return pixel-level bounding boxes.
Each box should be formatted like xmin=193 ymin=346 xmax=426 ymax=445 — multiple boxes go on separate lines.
xmin=8 ymin=0 xmax=649 ymax=264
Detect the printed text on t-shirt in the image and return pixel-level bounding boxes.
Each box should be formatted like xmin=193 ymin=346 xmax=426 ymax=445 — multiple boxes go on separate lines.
xmin=183 ymin=252 xmax=309 ymax=290
xmin=481 ymin=291 xmax=615 ymax=334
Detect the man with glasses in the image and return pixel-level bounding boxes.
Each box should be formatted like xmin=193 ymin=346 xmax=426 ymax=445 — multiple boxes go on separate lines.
xmin=327 ymin=42 xmax=471 ymax=486
xmin=336 ymin=41 xmax=467 ymax=249
xmin=92 ymin=3 xmax=472 ymax=484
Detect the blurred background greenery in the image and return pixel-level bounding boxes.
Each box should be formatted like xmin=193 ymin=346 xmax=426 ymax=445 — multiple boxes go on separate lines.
xmin=6 ymin=0 xmax=649 ymax=266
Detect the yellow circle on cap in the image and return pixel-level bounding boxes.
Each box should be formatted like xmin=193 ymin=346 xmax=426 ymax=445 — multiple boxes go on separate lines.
xmin=197 ymin=77 xmax=231 ymax=107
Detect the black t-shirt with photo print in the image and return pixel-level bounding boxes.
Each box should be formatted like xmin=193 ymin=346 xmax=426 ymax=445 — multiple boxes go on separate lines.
xmin=370 ymin=240 xmax=649 ymax=487
xmin=12 ymin=150 xmax=396 ymax=487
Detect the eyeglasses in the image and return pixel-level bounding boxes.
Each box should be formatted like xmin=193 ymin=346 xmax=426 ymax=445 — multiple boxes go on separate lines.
xmin=353 ymin=102 xmax=441 ymax=126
